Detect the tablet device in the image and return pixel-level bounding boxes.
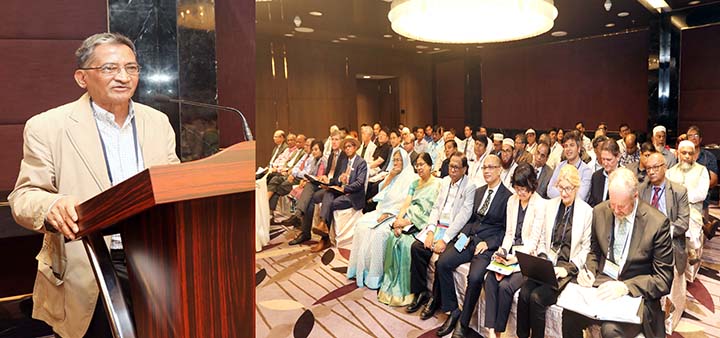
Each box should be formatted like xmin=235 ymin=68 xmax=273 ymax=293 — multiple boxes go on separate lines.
xmin=515 ymin=251 xmax=559 ymax=290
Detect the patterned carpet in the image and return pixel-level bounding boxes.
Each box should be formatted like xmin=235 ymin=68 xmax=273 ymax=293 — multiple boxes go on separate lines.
xmin=256 ymin=207 xmax=720 ymax=338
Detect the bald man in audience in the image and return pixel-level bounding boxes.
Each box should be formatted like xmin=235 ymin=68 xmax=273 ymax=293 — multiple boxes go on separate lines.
xmin=619 ymin=133 xmax=640 ymax=167
xmin=588 ymin=140 xmax=621 ymax=207
xmin=547 ymin=130 xmax=593 ymax=202
xmin=641 ymin=152 xmax=689 ymax=333
xmin=562 ymin=168 xmax=673 ymax=338
xmin=268 ymin=129 xmax=287 ymax=166
xmin=666 ymin=140 xmax=709 ymax=281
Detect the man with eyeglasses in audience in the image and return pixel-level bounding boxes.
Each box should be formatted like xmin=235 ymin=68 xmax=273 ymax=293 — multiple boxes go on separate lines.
xmin=9 ymin=33 xmax=180 ymax=338
xmin=500 ymin=138 xmax=519 ymax=193
xmin=640 ymin=152 xmax=689 ymax=333
xmin=533 ymin=142 xmax=553 ymax=199
xmin=588 ymin=139 xmax=622 ymax=207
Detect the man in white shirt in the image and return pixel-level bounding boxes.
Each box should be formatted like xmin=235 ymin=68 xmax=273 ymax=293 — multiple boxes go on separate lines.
xmin=358 ymin=125 xmax=377 ymax=164
xmin=413 ymin=126 xmax=428 ymax=153
xmin=525 ymin=129 xmax=538 ymax=154
xmin=652 ymin=125 xmax=677 ymax=168
xmin=500 ymin=138 xmax=518 ymax=193
xmin=575 ymin=121 xmax=595 ymax=161
xmin=460 ymin=125 xmax=476 ymax=161
xmin=616 ymin=123 xmax=631 ymax=154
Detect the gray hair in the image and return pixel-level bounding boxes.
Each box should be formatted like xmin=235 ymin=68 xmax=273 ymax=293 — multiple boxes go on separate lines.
xmin=75 ymin=33 xmax=136 ymax=68
xmin=608 ymin=167 xmax=638 ymax=196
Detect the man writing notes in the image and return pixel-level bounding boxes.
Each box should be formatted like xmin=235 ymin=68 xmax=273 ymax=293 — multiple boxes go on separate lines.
xmin=9 ymin=33 xmax=180 ymax=338
xmin=562 ymin=168 xmax=673 ymax=338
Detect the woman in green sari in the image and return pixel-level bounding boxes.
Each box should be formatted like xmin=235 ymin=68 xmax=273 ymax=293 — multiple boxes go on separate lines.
xmin=378 ymin=152 xmax=441 ymax=306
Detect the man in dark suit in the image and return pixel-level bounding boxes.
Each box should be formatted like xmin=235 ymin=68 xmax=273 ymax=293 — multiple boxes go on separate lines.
xmin=640 ymin=152 xmax=689 ymax=333
xmin=402 ymin=134 xmax=419 ymax=169
xmin=433 ymin=155 xmax=512 ymax=337
xmin=268 ymin=129 xmax=288 ymax=166
xmin=562 ymin=168 xmax=674 ymax=338
xmin=312 ymin=137 xmax=367 ymax=252
xmin=588 ymin=139 xmax=621 ymax=207
xmin=533 ymin=142 xmax=552 ymax=198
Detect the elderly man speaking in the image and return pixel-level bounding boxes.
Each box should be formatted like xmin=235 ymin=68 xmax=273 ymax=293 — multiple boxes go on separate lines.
xmin=9 ymin=33 xmax=179 ymax=338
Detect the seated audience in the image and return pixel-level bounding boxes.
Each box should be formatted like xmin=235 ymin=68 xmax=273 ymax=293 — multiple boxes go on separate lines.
xmin=378 ymin=153 xmax=442 ymax=305
xmin=268 ymin=129 xmax=288 ymax=167
xmin=406 ymin=152 xmax=476 ymax=318
xmin=266 ymin=135 xmax=308 ymax=210
xmin=500 ymin=138 xmax=518 ymax=193
xmin=324 ymin=125 xmax=339 ymax=157
xmin=433 ymin=154 xmax=512 ymax=337
xmin=348 ymin=149 xmax=415 ymax=289
xmin=666 ymin=140 xmax=709 ymax=281
xmin=428 ymin=126 xmax=446 ymax=173
xmin=525 ymin=129 xmax=538 ymax=154
xmin=652 ymin=125 xmax=677 ymax=168
xmin=468 ymin=134 xmax=490 ymax=188
xmin=438 ymin=140 xmax=458 ymax=178
xmin=414 ymin=126 xmax=428 ymax=154
xmin=311 ymin=137 xmax=367 ymax=252
xmin=587 ymin=139 xmax=621 ymax=207
xmin=625 ymin=142 xmax=655 ymax=183
xmin=547 ymin=130 xmax=592 ymax=202
xmin=533 ymin=142 xmax=552 ymax=199
xmin=516 ymin=164 xmax=592 ymax=338
xmin=641 ymin=152 xmax=689 ymax=333
xmin=616 ymin=123 xmax=631 ymax=154
xmin=587 ymin=135 xmax=609 ymax=173
xmin=575 ymin=121 xmax=595 ymax=161
xmin=460 ymin=125 xmax=476 ymax=161
xmin=619 ymin=132 xmax=640 ymax=167
xmin=546 ymin=128 xmax=564 ymax=169
xmin=358 ymin=124 xmax=377 ymax=164
xmin=492 ymin=133 xmax=504 ymax=156
xmin=483 ymin=163 xmax=546 ymax=338
xmin=562 ymin=168 xmax=673 ymax=338
xmin=286 ymin=140 xmax=327 ymax=244
xmin=686 ymin=125 xmax=718 ymax=211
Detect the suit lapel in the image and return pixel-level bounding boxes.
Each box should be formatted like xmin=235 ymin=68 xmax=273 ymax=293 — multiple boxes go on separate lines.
xmin=664 ymin=183 xmax=675 ymax=220
xmin=473 ymin=183 xmax=487 ymax=215
xmin=546 ymin=197 xmax=562 ymax=246
xmin=621 ymin=204 xmax=646 ymax=276
xmin=65 ymin=94 xmax=111 ymax=191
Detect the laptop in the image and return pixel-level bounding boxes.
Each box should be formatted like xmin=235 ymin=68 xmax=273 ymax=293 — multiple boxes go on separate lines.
xmin=515 ymin=251 xmax=559 ymax=290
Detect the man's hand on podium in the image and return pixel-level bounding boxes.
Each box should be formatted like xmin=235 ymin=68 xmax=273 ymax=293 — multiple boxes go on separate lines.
xmin=47 ymin=196 xmax=80 ymax=240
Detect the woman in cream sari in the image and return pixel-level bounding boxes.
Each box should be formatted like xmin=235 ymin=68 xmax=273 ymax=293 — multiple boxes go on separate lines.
xmin=347 ymin=148 xmax=416 ymax=289
xmin=378 ymin=152 xmax=441 ymax=306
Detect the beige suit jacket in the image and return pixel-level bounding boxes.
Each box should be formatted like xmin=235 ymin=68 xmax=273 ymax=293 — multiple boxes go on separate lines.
xmin=8 ymin=93 xmax=179 ymax=338
xmin=500 ymin=192 xmax=546 ymax=253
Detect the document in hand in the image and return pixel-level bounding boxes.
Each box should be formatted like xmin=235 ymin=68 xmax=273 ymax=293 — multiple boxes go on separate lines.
xmin=556 ymin=283 xmax=642 ymax=324
xmin=304 ymin=174 xmax=329 ymax=186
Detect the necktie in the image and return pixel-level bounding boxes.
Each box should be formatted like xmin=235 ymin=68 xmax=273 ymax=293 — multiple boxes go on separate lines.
xmin=464 ymin=140 xmax=469 ymax=154
xmin=328 ymin=151 xmax=339 ymax=178
xmin=536 ymin=167 xmax=541 ymax=179
xmin=614 ymin=218 xmax=628 ymax=261
xmin=478 ymin=189 xmax=494 ymax=216
xmin=360 ymin=143 xmax=367 ymax=158
xmin=651 ymin=186 xmax=661 ymax=208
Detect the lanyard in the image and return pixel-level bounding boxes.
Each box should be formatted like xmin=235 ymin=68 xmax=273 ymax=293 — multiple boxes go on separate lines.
xmin=91 ymin=102 xmax=140 ymax=185
xmin=439 ymin=176 xmax=464 ymax=220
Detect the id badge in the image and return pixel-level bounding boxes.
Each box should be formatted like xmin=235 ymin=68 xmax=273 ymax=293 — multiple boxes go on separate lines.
xmin=547 ymin=248 xmax=559 ymax=265
xmin=454 ymin=233 xmax=469 ymax=252
xmin=603 ymin=261 xmax=620 ymax=280
xmin=439 ymin=212 xmax=451 ymax=226
xmin=511 ymin=245 xmax=526 ymax=255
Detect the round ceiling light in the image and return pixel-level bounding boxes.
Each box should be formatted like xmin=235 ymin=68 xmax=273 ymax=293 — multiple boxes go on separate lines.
xmin=388 ymin=0 xmax=558 ymax=43
xmin=383 ymin=34 xmax=393 ymax=38
xmin=605 ymin=23 xmax=615 ymax=27
xmin=617 ymin=11 xmax=630 ymax=17
xmin=551 ymin=30 xmax=567 ymax=37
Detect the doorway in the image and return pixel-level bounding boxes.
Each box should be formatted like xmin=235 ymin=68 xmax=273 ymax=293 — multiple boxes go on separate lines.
xmin=356 ymin=76 xmax=400 ymax=129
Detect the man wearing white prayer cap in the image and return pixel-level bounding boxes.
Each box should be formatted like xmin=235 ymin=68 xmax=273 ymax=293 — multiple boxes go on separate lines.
xmin=492 ymin=133 xmax=504 ymax=156
xmin=652 ymin=125 xmax=677 ymax=168
xmin=500 ymin=138 xmax=517 ymax=192
xmin=525 ymin=128 xmax=538 ymax=154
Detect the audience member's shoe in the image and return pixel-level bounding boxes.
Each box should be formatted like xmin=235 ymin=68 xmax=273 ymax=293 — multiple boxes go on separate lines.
xmin=437 ymin=309 xmax=460 ymax=336
xmin=289 ymin=234 xmax=310 ymax=245
xmin=310 ymin=237 xmax=330 ymax=252
xmin=406 ymin=291 xmax=431 ymax=313
xmin=450 ymin=321 xmax=470 ymax=338
xmin=312 ymin=221 xmax=329 ymax=236
xmin=419 ymin=297 xmax=438 ymax=320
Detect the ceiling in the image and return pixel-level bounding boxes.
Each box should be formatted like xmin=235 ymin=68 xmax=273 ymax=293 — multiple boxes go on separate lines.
xmin=256 ymin=0 xmax=720 ymax=55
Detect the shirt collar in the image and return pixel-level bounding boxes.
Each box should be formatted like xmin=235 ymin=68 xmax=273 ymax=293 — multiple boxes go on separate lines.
xmin=92 ymin=100 xmax=135 ymax=128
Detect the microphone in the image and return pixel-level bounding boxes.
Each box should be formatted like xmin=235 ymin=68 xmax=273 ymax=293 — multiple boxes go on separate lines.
xmin=153 ymin=94 xmax=253 ymax=142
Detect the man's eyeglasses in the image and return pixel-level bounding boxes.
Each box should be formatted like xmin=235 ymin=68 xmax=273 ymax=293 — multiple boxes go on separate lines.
xmin=449 ymin=164 xmax=462 ymax=171
xmin=646 ymin=164 xmax=665 ymax=172
xmin=79 ymin=63 xmax=141 ymax=76
xmin=481 ymin=165 xmax=501 ymax=170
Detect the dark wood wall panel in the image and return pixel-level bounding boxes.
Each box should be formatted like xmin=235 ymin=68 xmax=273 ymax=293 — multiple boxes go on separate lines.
xmin=0 ymin=125 xmax=24 ymax=190
xmin=216 ymin=0 xmax=255 ymax=147
xmin=679 ymin=24 xmax=720 ymax=144
xmin=481 ymin=30 xmax=649 ymax=133
xmin=0 ymin=40 xmax=87 ymax=125
xmin=356 ymin=79 xmax=380 ymax=127
xmin=256 ymin=37 xmax=432 ymax=162
xmin=436 ymin=59 xmax=466 ymax=133
xmin=0 ymin=1 xmax=106 ymax=39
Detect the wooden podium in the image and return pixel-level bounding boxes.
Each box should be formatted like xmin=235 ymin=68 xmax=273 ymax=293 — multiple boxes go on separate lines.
xmin=75 ymin=141 xmax=255 ymax=338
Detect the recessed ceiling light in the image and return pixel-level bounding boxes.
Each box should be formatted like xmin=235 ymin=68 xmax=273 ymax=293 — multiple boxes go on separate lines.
xmin=617 ymin=11 xmax=630 ymax=17
xmin=433 ymin=47 xmax=440 ymax=51
xmin=605 ymin=23 xmax=616 ymax=27
xmin=339 ymin=37 xmax=348 ymax=41
xmin=284 ymin=33 xmax=294 ymax=37
xmin=347 ymin=34 xmax=357 ymax=38
xmin=363 ymin=75 xmax=371 ymax=79
xmin=331 ymin=39 xmax=340 ymax=43
xmin=294 ymin=27 xmax=314 ymax=33
xmin=551 ymin=31 xmax=567 ymax=37
xmin=476 ymin=45 xmax=484 ymax=48
xmin=309 ymin=11 xmax=323 ymax=16
xmin=416 ymin=51 xmax=423 ymax=54
xmin=416 ymin=45 xmax=429 ymax=49
xmin=383 ymin=34 xmax=393 ymax=38
xmin=688 ymin=0 xmax=700 ymax=4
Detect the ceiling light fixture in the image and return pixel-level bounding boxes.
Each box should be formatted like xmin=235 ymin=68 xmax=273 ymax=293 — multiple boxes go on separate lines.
xmin=284 ymin=33 xmax=294 ymax=37
xmin=339 ymin=37 xmax=348 ymax=40
xmin=293 ymin=15 xmax=302 ymax=27
xmin=388 ymin=0 xmax=558 ymax=43
xmin=604 ymin=0 xmax=612 ymax=11
xmin=551 ymin=31 xmax=567 ymax=37
xmin=617 ymin=11 xmax=630 ymax=17
xmin=295 ymin=27 xmax=314 ymax=33
xmin=309 ymin=11 xmax=323 ymax=16
xmin=642 ymin=0 xmax=670 ymax=11
xmin=688 ymin=1 xmax=701 ymax=4
xmin=332 ymin=40 xmax=340 ymax=43
xmin=347 ymin=34 xmax=357 ymax=38
xmin=383 ymin=34 xmax=393 ymax=38
xmin=605 ymin=23 xmax=615 ymax=27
